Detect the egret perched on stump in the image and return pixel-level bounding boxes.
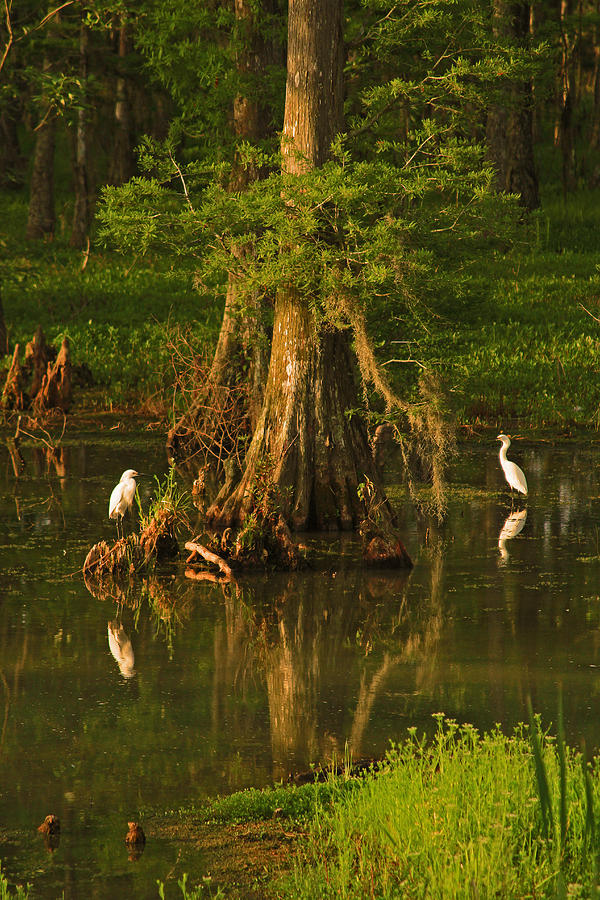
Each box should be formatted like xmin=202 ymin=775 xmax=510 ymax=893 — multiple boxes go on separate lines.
xmin=496 ymin=434 xmax=528 ymax=497
xmin=109 ymin=469 xmax=139 ymax=537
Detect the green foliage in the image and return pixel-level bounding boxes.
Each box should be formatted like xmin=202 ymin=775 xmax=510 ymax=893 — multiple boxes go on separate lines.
xmin=0 ymin=865 xmax=29 ymax=900
xmin=276 ymin=715 xmax=600 ymax=899
xmin=136 ymin=464 xmax=190 ymax=531
xmin=158 ymin=872 xmax=226 ymax=899
xmin=0 ymin=197 xmax=218 ymax=406
xmin=182 ymin=780 xmax=346 ymax=826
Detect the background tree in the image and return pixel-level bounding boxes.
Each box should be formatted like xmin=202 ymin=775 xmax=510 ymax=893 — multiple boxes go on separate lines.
xmin=486 ymin=0 xmax=540 ymax=208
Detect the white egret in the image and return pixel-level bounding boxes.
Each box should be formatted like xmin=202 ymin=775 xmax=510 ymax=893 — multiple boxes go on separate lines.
xmin=496 ymin=434 xmax=528 ymax=496
xmin=109 ymin=469 xmax=139 ymax=537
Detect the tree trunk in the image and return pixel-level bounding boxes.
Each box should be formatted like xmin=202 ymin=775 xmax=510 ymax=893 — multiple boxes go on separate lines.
xmin=556 ymin=0 xmax=577 ymax=193
xmin=108 ymin=22 xmax=136 ymax=186
xmin=167 ymin=0 xmax=281 ymax=462
xmin=207 ymin=0 xmax=412 ymax=565
xmin=70 ymin=20 xmax=91 ymax=248
xmin=0 ymin=100 xmax=25 ymax=189
xmin=590 ymin=2 xmax=600 ymax=151
xmin=26 ymin=55 xmax=56 ymax=239
xmin=486 ymin=0 xmax=539 ymax=209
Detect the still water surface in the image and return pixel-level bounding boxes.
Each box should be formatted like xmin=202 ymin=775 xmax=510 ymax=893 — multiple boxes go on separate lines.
xmin=1 ymin=427 xmax=600 ymax=897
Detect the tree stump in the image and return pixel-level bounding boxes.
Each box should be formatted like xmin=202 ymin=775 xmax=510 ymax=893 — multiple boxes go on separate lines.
xmin=1 ymin=344 xmax=24 ymax=410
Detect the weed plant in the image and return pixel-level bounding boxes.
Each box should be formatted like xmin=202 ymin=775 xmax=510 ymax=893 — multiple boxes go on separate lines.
xmin=0 ymin=865 xmax=29 ymax=900
xmin=136 ymin=465 xmax=190 ymax=533
xmin=275 ymin=715 xmax=600 ymax=899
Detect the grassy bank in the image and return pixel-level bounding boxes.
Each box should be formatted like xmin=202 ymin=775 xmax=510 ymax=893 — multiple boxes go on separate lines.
xmin=3 ymin=717 xmax=598 ymax=897
xmin=150 ymin=715 xmax=600 ymax=899
xmin=2 ymin=188 xmax=600 ymax=426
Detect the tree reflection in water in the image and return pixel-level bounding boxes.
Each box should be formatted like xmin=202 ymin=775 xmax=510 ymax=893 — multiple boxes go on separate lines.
xmin=83 ymin=551 xmax=446 ymax=781
xmin=209 ymin=562 xmax=444 ymax=779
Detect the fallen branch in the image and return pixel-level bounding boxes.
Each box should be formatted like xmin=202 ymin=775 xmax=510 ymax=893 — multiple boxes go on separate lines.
xmin=185 ymin=540 xmax=234 ymax=578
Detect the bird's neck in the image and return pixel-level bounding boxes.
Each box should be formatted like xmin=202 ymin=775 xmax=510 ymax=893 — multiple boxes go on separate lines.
xmin=499 ymin=442 xmax=509 ymax=462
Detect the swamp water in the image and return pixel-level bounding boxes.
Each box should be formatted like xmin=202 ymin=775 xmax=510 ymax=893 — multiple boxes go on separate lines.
xmin=1 ymin=426 xmax=600 ymax=898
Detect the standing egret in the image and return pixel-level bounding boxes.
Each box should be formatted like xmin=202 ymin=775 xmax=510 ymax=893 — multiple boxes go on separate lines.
xmin=496 ymin=434 xmax=528 ymax=497
xmin=109 ymin=469 xmax=139 ymax=537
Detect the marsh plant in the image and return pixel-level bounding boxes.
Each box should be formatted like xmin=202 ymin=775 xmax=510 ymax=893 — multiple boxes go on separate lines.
xmin=0 ymin=866 xmax=29 ymax=900
xmin=136 ymin=465 xmax=190 ymax=534
xmin=276 ymin=715 xmax=600 ymax=899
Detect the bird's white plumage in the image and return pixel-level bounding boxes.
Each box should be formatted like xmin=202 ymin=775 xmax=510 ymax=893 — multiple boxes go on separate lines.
xmin=109 ymin=469 xmax=139 ymax=520
xmin=108 ymin=621 xmax=136 ymax=678
xmin=497 ymin=434 xmax=528 ymax=495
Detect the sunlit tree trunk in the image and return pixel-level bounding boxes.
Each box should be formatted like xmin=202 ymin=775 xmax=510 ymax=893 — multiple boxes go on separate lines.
xmin=486 ymin=0 xmax=539 ymax=209
xmin=208 ymin=0 xmax=411 ymax=561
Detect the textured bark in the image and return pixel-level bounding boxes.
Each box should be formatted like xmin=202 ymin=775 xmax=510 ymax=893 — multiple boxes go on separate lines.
xmin=209 ymin=293 xmax=385 ymax=530
xmin=0 ymin=292 xmax=7 ymax=356
xmin=486 ymin=0 xmax=539 ymax=209
xmin=108 ymin=23 xmax=136 ymax=186
xmin=208 ymin=0 xmax=411 ymax=565
xmin=70 ymin=21 xmax=91 ymax=248
xmin=590 ymin=4 xmax=600 ymax=152
xmin=555 ymin=0 xmax=577 ymax=193
xmin=26 ymin=97 xmax=56 ymax=238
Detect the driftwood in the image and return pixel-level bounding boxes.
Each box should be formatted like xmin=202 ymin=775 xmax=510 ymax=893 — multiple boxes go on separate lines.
xmin=185 ymin=540 xmax=234 ymax=578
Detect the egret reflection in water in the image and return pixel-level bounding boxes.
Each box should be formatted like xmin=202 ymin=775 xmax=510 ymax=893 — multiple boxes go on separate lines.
xmin=498 ymin=508 xmax=528 ymax=562
xmin=108 ymin=621 xmax=136 ymax=678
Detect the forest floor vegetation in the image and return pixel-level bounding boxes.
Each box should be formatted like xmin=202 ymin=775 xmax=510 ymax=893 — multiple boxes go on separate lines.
xmin=2 ymin=187 xmax=600 ymax=430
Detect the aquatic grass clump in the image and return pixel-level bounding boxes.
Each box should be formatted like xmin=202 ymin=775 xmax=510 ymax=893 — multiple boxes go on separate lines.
xmin=0 ymin=864 xmax=29 ymax=900
xmin=279 ymin=715 xmax=600 ymax=899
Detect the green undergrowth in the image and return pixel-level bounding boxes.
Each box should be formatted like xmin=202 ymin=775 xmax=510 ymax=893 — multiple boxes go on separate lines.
xmin=170 ymin=779 xmax=350 ymax=827
xmin=272 ymin=715 xmax=600 ymax=900
xmin=3 ymin=185 xmax=600 ymax=424
xmin=383 ymin=191 xmax=600 ymax=429
xmin=0 ymin=193 xmax=220 ymax=408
